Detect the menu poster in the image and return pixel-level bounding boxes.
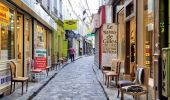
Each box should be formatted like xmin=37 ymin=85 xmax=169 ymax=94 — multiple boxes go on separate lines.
xmin=34 ymin=49 xmax=47 ymax=70
xmin=102 ymin=23 xmax=117 ymax=67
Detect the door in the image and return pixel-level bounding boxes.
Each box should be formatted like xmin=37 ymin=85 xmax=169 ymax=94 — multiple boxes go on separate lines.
xmin=17 ymin=13 xmax=23 ymax=77
xmin=24 ymin=16 xmax=32 ymax=77
xmin=125 ymin=21 xmax=130 ymax=74
xmin=47 ymin=31 xmax=51 ymax=67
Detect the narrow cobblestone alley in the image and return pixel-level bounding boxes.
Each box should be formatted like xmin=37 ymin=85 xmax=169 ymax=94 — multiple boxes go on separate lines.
xmin=32 ymin=56 xmax=107 ymax=100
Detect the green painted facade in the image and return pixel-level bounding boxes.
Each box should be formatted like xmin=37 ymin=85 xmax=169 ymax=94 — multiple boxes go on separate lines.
xmin=51 ymin=30 xmax=58 ymax=63
xmin=56 ymin=19 xmax=68 ymax=61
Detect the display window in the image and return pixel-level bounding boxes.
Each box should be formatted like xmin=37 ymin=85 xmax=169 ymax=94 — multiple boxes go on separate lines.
xmin=35 ymin=24 xmax=46 ymax=49
xmin=0 ymin=3 xmax=15 ymax=60
xmin=143 ymin=0 xmax=154 ymax=78
xmin=34 ymin=22 xmax=48 ymax=70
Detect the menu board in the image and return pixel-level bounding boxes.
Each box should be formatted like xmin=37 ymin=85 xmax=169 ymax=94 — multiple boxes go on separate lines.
xmin=102 ymin=23 xmax=117 ymax=67
xmin=34 ymin=49 xmax=47 ymax=70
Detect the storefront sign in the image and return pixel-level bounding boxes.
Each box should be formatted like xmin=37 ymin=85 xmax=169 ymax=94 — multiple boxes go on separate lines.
xmin=0 ymin=64 xmax=11 ymax=89
xmin=0 ymin=3 xmax=9 ymax=25
xmin=102 ymin=23 xmax=117 ymax=67
xmin=64 ymin=20 xmax=78 ymax=30
xmin=162 ymin=48 xmax=170 ymax=97
xmin=34 ymin=49 xmax=47 ymax=70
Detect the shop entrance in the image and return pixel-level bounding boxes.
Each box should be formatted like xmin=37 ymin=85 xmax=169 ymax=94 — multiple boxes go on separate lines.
xmin=24 ymin=16 xmax=32 ymax=77
xmin=125 ymin=17 xmax=136 ymax=74
xmin=17 ymin=13 xmax=32 ymax=77
xmin=17 ymin=13 xmax=23 ymax=77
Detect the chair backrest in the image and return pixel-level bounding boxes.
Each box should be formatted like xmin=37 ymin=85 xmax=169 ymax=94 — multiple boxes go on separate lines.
xmin=135 ymin=66 xmax=149 ymax=87
xmin=9 ymin=61 xmax=17 ymax=78
xmin=130 ymin=63 xmax=137 ymax=81
xmin=116 ymin=61 xmax=121 ymax=74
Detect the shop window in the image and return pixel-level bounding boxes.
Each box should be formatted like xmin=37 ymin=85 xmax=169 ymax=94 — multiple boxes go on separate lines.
xmin=0 ymin=8 xmax=15 ymax=60
xmin=143 ymin=0 xmax=154 ymax=78
xmin=126 ymin=2 xmax=134 ymax=17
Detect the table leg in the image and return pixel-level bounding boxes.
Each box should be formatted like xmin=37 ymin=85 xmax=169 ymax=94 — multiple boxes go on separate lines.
xmin=121 ymin=90 xmax=124 ymax=100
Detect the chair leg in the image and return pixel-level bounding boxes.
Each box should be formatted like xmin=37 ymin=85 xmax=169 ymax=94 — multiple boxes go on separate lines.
xmin=121 ymin=90 xmax=124 ymax=100
xmin=103 ymin=73 xmax=106 ymax=84
xmin=115 ymin=76 xmax=118 ymax=86
xmin=22 ymin=82 xmax=23 ymax=95
xmin=26 ymin=80 xmax=28 ymax=92
xmin=107 ymin=76 xmax=109 ymax=88
xmin=10 ymin=82 xmax=12 ymax=94
xmin=14 ymin=82 xmax=15 ymax=92
xmin=117 ymin=87 xmax=120 ymax=98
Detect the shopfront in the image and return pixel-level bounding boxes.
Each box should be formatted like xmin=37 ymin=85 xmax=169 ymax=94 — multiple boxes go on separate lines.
xmin=16 ymin=11 xmax=32 ymax=78
xmin=34 ymin=20 xmax=52 ymax=69
xmin=123 ymin=1 xmax=137 ymax=74
xmin=137 ymin=0 xmax=156 ymax=99
xmin=0 ymin=1 xmax=16 ymax=94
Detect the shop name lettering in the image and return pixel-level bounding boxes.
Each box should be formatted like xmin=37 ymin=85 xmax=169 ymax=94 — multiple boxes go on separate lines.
xmin=36 ymin=51 xmax=46 ymax=53
xmin=103 ymin=25 xmax=117 ymax=54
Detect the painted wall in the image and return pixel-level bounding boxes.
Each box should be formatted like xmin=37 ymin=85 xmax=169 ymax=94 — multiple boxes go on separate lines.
xmin=51 ymin=31 xmax=58 ymax=63
xmin=19 ymin=0 xmax=57 ymax=31
xmin=137 ymin=0 xmax=144 ymax=65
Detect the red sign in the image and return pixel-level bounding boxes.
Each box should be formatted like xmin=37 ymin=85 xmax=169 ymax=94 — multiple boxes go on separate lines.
xmin=34 ymin=57 xmax=46 ymax=70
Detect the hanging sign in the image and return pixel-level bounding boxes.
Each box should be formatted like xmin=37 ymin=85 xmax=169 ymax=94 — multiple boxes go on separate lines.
xmin=102 ymin=23 xmax=117 ymax=67
xmin=64 ymin=20 xmax=78 ymax=30
xmin=0 ymin=3 xmax=9 ymax=25
xmin=34 ymin=49 xmax=47 ymax=70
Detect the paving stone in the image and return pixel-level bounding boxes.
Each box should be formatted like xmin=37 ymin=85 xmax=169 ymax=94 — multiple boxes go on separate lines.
xmin=32 ymin=56 xmax=107 ymax=100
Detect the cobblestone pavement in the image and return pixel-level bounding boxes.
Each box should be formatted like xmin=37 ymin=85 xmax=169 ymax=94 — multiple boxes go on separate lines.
xmin=33 ymin=56 xmax=107 ymax=100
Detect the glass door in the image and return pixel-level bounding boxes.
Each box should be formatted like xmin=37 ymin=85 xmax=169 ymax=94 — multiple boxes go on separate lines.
xmin=24 ymin=16 xmax=32 ymax=77
xmin=17 ymin=13 xmax=23 ymax=77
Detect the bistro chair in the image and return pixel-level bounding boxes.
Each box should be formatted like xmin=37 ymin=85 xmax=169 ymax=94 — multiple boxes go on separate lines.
xmin=120 ymin=66 xmax=149 ymax=100
xmin=8 ymin=61 xmax=28 ymax=95
xmin=102 ymin=59 xmax=119 ymax=85
xmin=105 ymin=61 xmax=121 ymax=88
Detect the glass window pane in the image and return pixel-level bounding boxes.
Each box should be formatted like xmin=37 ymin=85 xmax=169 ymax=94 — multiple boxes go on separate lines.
xmin=0 ymin=6 xmax=15 ymax=60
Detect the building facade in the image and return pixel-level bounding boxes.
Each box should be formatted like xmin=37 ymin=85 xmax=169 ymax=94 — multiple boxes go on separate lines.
xmin=0 ymin=0 xmax=57 ymax=95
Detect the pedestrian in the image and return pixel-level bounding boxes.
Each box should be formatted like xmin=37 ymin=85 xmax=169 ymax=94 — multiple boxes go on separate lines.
xmin=68 ymin=47 xmax=75 ymax=62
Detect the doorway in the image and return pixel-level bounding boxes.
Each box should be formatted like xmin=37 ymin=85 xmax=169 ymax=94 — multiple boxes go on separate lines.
xmin=17 ymin=13 xmax=23 ymax=77
xmin=17 ymin=12 xmax=32 ymax=77
xmin=125 ymin=17 xmax=136 ymax=74
xmin=24 ymin=16 xmax=32 ymax=77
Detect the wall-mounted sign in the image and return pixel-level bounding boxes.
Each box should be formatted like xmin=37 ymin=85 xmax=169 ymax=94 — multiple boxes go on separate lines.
xmin=102 ymin=23 xmax=117 ymax=67
xmin=0 ymin=64 xmax=11 ymax=89
xmin=162 ymin=48 xmax=170 ymax=97
xmin=0 ymin=3 xmax=9 ymax=25
xmin=86 ymin=33 xmax=95 ymax=37
xmin=34 ymin=49 xmax=47 ymax=70
xmin=64 ymin=20 xmax=78 ymax=30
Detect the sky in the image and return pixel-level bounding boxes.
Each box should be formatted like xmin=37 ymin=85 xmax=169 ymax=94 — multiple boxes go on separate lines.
xmin=69 ymin=0 xmax=99 ymax=21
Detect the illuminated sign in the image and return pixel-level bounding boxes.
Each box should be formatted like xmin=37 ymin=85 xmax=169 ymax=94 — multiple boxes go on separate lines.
xmin=0 ymin=3 xmax=9 ymax=25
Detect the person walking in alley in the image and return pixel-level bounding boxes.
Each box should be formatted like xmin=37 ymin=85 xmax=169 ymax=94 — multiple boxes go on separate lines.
xmin=69 ymin=47 xmax=75 ymax=62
